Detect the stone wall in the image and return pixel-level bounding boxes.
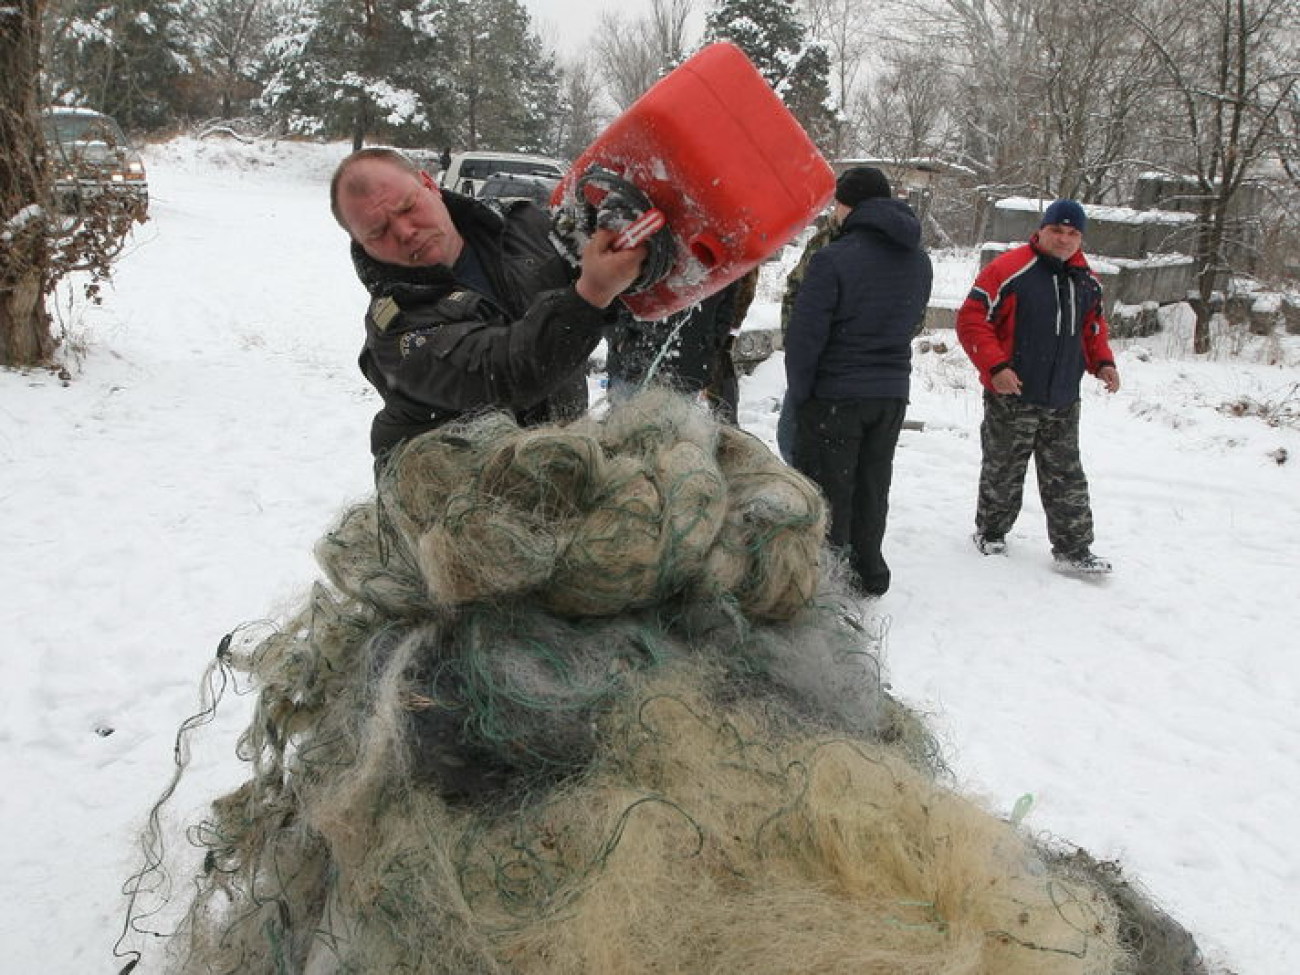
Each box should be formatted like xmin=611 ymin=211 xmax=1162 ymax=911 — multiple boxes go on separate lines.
xmin=977 ymin=243 xmax=1196 ymax=306
xmin=986 ymin=199 xmax=1197 ymax=261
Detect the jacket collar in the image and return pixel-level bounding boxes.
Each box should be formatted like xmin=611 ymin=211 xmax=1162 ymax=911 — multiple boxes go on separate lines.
xmin=840 ymin=197 xmax=923 ymax=249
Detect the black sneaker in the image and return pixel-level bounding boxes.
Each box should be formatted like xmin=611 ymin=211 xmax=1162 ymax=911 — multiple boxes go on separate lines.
xmin=972 ymin=532 xmax=1007 ymax=556
xmin=1053 ymin=550 xmax=1112 ymax=575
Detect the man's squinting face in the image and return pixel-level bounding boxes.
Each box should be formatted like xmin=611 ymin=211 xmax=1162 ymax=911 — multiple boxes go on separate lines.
xmin=338 ymin=161 xmax=463 ymax=268
xmin=1037 ymin=223 xmax=1083 ymax=261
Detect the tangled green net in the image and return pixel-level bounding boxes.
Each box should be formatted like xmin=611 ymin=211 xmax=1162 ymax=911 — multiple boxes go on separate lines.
xmin=118 ymin=389 xmax=1205 ymax=975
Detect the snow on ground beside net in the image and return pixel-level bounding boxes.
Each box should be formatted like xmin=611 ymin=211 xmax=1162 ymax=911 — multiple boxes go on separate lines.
xmin=1 ymin=138 xmax=1297 ymax=973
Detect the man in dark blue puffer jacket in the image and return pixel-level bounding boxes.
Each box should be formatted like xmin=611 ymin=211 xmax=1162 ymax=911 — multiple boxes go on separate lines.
xmin=785 ymin=167 xmax=933 ymax=597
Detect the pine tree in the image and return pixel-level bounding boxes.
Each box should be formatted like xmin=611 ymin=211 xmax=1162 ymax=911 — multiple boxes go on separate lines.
xmin=703 ymin=0 xmax=835 ymax=149
xmin=42 ymin=0 xmax=193 ymax=130
xmin=188 ymin=0 xmax=282 ymax=119
xmin=259 ymin=0 xmax=454 ymax=147
xmin=258 ymin=0 xmax=557 ymax=152
xmin=779 ymin=40 xmax=836 ymax=149
xmin=439 ymin=0 xmax=561 ymax=151
xmin=704 ymin=0 xmax=804 ymax=87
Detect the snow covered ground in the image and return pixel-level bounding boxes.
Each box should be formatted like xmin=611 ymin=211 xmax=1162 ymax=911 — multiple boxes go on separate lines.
xmin=2 ymin=138 xmax=1297 ymax=973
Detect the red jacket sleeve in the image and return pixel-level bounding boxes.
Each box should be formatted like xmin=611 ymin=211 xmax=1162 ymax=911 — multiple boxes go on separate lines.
xmin=956 ymin=253 xmax=1016 ymax=387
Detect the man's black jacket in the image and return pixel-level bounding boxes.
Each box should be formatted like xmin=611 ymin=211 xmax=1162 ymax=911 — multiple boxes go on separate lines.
xmin=352 ymin=192 xmax=610 ymax=458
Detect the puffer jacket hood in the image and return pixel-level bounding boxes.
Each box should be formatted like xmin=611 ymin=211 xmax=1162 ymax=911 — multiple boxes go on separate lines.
xmin=840 ymin=196 xmax=923 ymax=250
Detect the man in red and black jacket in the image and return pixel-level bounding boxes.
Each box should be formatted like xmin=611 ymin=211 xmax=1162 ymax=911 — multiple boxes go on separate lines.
xmin=956 ymin=199 xmax=1121 ymax=574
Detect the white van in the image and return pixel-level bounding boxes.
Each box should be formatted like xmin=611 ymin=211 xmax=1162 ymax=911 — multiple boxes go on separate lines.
xmin=439 ymin=151 xmax=566 ymax=198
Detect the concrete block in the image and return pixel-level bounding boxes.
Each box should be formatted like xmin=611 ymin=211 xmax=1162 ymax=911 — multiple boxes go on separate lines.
xmin=923 ymin=305 xmax=957 ymax=331
xmin=732 ymin=328 xmax=779 ymax=374
xmin=1283 ymin=297 xmax=1300 ymax=336
xmin=1110 ymin=302 xmax=1161 ymax=338
xmin=1103 ymin=258 xmax=1197 ymax=305
xmin=988 ymin=197 xmax=1196 ymax=261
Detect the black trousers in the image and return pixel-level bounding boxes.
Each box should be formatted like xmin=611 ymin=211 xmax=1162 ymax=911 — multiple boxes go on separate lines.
xmin=794 ymin=397 xmax=907 ymax=595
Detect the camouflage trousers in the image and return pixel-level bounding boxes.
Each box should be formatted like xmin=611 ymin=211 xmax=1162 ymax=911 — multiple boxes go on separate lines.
xmin=976 ymin=392 xmax=1094 ymax=556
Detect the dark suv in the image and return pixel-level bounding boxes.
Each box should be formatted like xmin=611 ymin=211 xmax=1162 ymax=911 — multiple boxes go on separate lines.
xmin=477 ymin=172 xmax=560 ymax=207
xmin=41 ymin=107 xmax=149 ymax=220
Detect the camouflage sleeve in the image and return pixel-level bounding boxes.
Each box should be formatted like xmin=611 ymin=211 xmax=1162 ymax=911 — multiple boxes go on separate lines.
xmin=729 ymin=267 xmax=760 ymax=333
xmin=780 ymin=223 xmax=834 ymax=336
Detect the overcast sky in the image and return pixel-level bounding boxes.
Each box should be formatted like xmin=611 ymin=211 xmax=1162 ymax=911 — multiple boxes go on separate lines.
xmin=523 ymin=0 xmax=619 ymax=58
xmin=523 ymin=0 xmax=706 ymax=59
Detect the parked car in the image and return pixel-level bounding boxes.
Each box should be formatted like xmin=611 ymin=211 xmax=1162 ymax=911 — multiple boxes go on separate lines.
xmin=404 ymin=147 xmax=446 ymax=175
xmin=41 ymin=107 xmax=148 ymax=220
xmin=439 ymin=151 xmax=566 ymax=198
xmin=364 ymin=144 xmax=444 ymax=175
xmin=477 ymin=172 xmax=561 ymax=207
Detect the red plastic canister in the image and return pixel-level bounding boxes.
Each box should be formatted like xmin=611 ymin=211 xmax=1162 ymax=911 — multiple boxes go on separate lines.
xmin=553 ymin=42 xmax=835 ymax=320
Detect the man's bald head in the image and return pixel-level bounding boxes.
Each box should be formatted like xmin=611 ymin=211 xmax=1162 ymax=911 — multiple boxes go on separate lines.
xmin=331 ymin=148 xmax=464 ymax=268
xmin=330 ymin=148 xmax=421 ymax=232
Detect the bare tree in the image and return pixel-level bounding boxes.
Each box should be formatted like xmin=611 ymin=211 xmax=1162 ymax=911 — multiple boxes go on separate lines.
xmin=593 ymin=0 xmax=694 ymax=111
xmin=923 ymin=0 xmax=1045 ymax=198
xmin=1270 ymin=81 xmax=1300 ymax=282
xmin=593 ymin=12 xmax=662 ymax=110
xmin=1032 ymin=0 xmax=1163 ymax=201
xmin=1 ymin=0 xmax=54 ymax=366
xmin=852 ymin=41 xmax=955 ymax=160
xmin=861 ymin=0 xmax=1197 ymax=250
xmin=1115 ymin=0 xmax=1300 ymax=352
xmin=801 ymin=0 xmax=874 ymax=156
xmin=2 ymin=0 xmax=147 ymax=368
xmin=646 ymin=0 xmax=693 ymax=67
xmin=894 ymin=0 xmax=1151 ymax=199
xmin=1281 ymin=79 xmax=1300 ymax=184
xmin=552 ymin=56 xmax=607 ymax=160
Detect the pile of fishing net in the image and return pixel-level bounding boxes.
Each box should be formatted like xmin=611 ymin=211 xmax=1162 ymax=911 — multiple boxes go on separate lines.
xmin=368 ymin=386 xmax=824 ymax=620
xmin=125 ymin=389 xmax=1206 ymax=975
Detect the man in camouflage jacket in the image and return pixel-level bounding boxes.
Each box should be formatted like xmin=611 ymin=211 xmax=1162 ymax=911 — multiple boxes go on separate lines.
xmin=775 ymin=215 xmax=837 ymax=461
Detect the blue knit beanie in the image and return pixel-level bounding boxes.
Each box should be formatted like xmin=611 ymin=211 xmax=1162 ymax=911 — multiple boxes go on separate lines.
xmin=1040 ymin=199 xmax=1087 ymax=232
